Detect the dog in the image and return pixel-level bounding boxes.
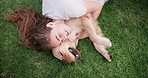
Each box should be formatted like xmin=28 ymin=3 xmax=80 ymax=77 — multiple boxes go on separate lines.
xmin=52 ymin=13 xmax=112 ymax=65
xmin=52 ymin=0 xmax=112 ymax=65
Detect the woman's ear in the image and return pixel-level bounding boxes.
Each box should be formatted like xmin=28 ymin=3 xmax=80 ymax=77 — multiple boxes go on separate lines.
xmin=46 ymin=22 xmax=55 ymax=28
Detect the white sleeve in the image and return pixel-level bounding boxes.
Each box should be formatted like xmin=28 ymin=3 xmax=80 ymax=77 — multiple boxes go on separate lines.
xmin=42 ymin=0 xmax=86 ymax=20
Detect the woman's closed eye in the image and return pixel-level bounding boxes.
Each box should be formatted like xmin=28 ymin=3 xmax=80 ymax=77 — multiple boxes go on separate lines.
xmin=56 ymin=34 xmax=62 ymax=41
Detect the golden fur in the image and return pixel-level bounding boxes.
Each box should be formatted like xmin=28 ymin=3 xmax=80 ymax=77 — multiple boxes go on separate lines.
xmin=52 ymin=14 xmax=112 ymax=64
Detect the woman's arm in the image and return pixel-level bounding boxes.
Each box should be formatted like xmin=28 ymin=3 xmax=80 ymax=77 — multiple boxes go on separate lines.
xmin=84 ymin=1 xmax=103 ymax=20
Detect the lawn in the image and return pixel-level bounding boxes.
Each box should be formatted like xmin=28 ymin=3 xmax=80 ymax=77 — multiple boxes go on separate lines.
xmin=0 ymin=0 xmax=147 ymax=78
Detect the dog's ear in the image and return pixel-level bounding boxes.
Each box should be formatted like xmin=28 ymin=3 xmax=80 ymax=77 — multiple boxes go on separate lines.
xmin=46 ymin=22 xmax=55 ymax=28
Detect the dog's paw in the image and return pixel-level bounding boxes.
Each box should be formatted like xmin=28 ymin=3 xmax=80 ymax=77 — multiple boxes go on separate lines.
xmin=103 ymin=53 xmax=112 ymax=62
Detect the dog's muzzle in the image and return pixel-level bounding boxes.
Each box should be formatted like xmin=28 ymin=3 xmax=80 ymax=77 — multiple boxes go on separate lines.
xmin=68 ymin=48 xmax=80 ymax=58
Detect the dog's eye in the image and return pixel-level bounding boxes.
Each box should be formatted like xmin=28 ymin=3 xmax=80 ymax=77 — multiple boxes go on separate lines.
xmin=60 ymin=52 xmax=64 ymax=56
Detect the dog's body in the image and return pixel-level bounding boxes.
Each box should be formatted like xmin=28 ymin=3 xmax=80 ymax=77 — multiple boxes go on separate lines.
xmin=52 ymin=14 xmax=112 ymax=65
xmin=52 ymin=0 xmax=112 ymax=65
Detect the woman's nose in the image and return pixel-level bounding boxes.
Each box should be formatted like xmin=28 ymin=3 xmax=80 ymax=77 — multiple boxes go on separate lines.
xmin=62 ymin=35 xmax=68 ymax=42
xmin=66 ymin=27 xmax=72 ymax=33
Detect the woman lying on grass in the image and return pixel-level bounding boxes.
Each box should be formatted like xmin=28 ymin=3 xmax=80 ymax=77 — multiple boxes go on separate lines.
xmin=6 ymin=0 xmax=104 ymax=51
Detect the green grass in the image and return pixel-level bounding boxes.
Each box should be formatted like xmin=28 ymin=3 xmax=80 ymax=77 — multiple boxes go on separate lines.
xmin=0 ymin=0 xmax=147 ymax=78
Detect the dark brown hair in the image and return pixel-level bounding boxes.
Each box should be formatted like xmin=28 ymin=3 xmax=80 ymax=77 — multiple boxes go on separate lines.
xmin=6 ymin=8 xmax=53 ymax=51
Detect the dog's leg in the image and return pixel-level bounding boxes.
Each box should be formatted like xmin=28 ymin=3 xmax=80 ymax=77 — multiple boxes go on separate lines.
xmin=82 ymin=14 xmax=112 ymax=47
xmin=93 ymin=43 xmax=112 ymax=61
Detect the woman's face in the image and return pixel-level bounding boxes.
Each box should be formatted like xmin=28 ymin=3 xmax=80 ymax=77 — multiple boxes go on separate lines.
xmin=47 ymin=22 xmax=72 ymax=48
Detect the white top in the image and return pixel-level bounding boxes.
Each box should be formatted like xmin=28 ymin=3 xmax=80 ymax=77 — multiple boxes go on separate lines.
xmin=42 ymin=0 xmax=87 ymax=20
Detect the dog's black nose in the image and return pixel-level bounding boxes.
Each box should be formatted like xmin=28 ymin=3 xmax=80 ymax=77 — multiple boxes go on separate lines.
xmin=70 ymin=62 xmax=75 ymax=66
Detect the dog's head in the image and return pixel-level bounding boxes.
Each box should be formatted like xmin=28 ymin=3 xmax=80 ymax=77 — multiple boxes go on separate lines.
xmin=52 ymin=40 xmax=80 ymax=65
